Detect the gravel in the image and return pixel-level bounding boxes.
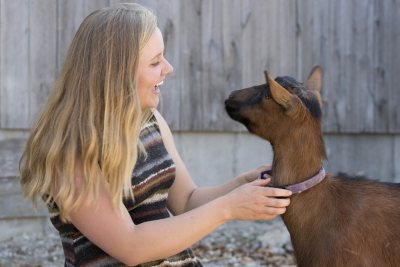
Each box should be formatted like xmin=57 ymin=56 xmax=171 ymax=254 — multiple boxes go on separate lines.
xmin=0 ymin=218 xmax=296 ymax=267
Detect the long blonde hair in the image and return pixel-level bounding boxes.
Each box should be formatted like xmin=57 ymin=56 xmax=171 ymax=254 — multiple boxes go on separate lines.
xmin=20 ymin=3 xmax=157 ymax=221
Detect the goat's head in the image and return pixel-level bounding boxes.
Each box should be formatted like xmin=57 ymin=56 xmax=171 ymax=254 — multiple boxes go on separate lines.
xmin=225 ymin=67 xmax=323 ymax=144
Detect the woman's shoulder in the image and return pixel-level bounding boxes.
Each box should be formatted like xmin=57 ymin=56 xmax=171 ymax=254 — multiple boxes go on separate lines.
xmin=151 ymin=109 xmax=163 ymax=123
xmin=150 ymin=109 xmax=177 ymax=154
xmin=151 ymin=109 xmax=170 ymax=133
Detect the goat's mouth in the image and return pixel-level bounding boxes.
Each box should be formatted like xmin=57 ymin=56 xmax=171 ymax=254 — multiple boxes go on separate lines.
xmin=224 ymin=99 xmax=250 ymax=125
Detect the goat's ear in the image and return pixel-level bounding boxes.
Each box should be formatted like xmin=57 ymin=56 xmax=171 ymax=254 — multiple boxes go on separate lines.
xmin=306 ymin=66 xmax=323 ymax=107
xmin=266 ymin=73 xmax=304 ymax=117
xmin=306 ymin=66 xmax=323 ymax=93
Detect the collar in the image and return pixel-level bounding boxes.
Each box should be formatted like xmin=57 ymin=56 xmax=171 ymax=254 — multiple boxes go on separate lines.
xmin=261 ymin=167 xmax=326 ymax=194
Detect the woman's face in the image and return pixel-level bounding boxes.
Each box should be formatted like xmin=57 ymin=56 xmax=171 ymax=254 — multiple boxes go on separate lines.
xmin=137 ymin=28 xmax=173 ymax=109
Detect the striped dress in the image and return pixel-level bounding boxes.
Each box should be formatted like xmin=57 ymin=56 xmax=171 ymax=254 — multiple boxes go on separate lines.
xmin=47 ymin=115 xmax=203 ymax=266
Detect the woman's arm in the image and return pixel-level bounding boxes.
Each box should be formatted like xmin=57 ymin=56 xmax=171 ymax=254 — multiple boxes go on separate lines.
xmin=181 ymin=163 xmax=273 ymax=211
xmin=182 ymin=165 xmax=272 ymax=211
xmin=153 ymin=110 xmax=285 ymax=214
xmin=69 ymin=173 xmax=226 ymax=266
xmin=69 ymin=158 xmax=287 ymax=266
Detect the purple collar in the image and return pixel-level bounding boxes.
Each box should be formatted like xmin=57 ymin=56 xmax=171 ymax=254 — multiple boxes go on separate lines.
xmin=261 ymin=167 xmax=326 ymax=194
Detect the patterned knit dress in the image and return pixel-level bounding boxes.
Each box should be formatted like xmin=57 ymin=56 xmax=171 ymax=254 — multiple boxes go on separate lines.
xmin=47 ymin=115 xmax=203 ymax=267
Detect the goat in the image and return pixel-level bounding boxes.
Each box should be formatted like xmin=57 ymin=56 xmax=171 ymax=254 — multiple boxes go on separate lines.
xmin=225 ymin=67 xmax=400 ymax=267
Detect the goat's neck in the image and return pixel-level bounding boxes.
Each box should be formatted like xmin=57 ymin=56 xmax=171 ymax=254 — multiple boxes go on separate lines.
xmin=271 ymin=125 xmax=326 ymax=186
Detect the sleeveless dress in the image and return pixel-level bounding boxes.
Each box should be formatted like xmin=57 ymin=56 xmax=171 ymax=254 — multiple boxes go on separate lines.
xmin=47 ymin=115 xmax=203 ymax=267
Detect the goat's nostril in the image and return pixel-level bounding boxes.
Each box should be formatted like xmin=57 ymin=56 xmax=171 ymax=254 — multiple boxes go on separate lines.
xmin=225 ymin=99 xmax=239 ymax=111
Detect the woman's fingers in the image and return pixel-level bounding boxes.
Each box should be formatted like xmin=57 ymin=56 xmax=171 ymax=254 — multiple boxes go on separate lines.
xmin=256 ymin=165 xmax=272 ymax=179
xmin=252 ymin=207 xmax=287 ymax=220
xmin=263 ymin=206 xmax=287 ymax=215
xmin=263 ymin=186 xmax=292 ymax=198
xmin=224 ymin=176 xmax=292 ymax=221
xmin=250 ymin=177 xmax=271 ymax=186
xmin=250 ymin=180 xmax=292 ymax=198
xmin=264 ymin=196 xmax=291 ymax=208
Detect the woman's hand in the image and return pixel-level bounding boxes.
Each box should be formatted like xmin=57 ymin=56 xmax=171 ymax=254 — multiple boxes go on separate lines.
xmin=221 ymin=178 xmax=292 ymax=221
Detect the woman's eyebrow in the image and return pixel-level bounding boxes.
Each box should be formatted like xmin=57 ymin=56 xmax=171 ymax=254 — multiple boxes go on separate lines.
xmin=150 ymin=52 xmax=162 ymax=61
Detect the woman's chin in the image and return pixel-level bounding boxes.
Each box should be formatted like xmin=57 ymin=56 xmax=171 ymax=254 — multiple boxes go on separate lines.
xmin=141 ymin=97 xmax=160 ymax=110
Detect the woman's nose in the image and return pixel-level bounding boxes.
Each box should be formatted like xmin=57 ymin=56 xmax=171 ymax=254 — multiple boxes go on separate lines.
xmin=163 ymin=58 xmax=174 ymax=75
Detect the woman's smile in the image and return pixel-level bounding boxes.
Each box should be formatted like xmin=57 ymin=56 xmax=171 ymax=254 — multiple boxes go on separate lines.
xmin=153 ymin=80 xmax=164 ymax=95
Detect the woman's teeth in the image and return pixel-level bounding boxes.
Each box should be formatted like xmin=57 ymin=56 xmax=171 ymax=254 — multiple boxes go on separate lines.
xmin=153 ymin=81 xmax=163 ymax=94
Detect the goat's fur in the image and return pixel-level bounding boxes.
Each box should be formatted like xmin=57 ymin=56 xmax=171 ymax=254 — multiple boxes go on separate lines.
xmin=225 ymin=67 xmax=400 ymax=267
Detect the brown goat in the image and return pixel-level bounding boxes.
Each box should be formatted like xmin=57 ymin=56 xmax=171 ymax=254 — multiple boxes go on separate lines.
xmin=225 ymin=67 xmax=400 ymax=267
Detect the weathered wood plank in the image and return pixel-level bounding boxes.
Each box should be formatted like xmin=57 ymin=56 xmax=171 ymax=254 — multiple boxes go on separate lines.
xmin=0 ymin=0 xmax=30 ymax=128
xmin=378 ymin=0 xmax=400 ymax=133
xmin=199 ymin=0 xmax=242 ymax=131
xmin=395 ymin=136 xmax=400 ymax=183
xmin=351 ymin=0 xmax=375 ymax=133
xmin=297 ymin=0 xmax=397 ymax=134
xmin=308 ymin=0 xmax=365 ymax=133
xmin=29 ymin=0 xmax=57 ymax=128
xmin=317 ymin=0 xmax=349 ymax=133
xmin=243 ymin=0 xmax=297 ymax=84
xmin=0 ymin=0 xmax=399 ymax=133
xmin=201 ymin=0 xmax=224 ymax=131
xmin=295 ymin=0 xmax=325 ymax=79
xmin=391 ymin=2 xmax=400 ymax=133
xmin=0 ymin=0 xmax=2 ymax=128
xmin=178 ymin=0 xmax=203 ymax=131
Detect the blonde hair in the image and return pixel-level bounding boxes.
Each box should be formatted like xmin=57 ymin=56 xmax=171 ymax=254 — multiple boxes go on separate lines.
xmin=20 ymin=3 xmax=157 ymax=221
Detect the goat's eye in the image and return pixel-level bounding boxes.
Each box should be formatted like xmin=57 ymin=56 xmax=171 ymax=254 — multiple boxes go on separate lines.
xmin=264 ymin=89 xmax=272 ymax=100
xmin=262 ymin=84 xmax=272 ymax=100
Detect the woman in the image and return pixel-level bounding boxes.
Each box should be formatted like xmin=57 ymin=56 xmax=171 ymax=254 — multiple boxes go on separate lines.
xmin=20 ymin=3 xmax=292 ymax=266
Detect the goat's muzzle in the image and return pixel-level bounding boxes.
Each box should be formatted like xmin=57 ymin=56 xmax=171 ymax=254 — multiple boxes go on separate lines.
xmin=225 ymin=97 xmax=247 ymax=123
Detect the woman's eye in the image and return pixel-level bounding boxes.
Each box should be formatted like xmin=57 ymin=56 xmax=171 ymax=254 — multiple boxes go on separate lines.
xmin=151 ymin=62 xmax=160 ymax=67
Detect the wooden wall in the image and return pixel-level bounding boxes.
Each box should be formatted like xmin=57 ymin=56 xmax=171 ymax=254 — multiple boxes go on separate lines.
xmin=1 ymin=0 xmax=399 ymax=133
xmin=0 ymin=0 xmax=400 ymax=239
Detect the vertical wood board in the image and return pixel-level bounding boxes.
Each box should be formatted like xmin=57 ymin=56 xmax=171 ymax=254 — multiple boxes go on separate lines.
xmin=178 ymin=0 xmax=203 ymax=131
xmin=29 ymin=0 xmax=57 ymax=127
xmin=0 ymin=0 xmax=30 ymax=128
xmin=0 ymin=0 xmax=399 ymax=132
